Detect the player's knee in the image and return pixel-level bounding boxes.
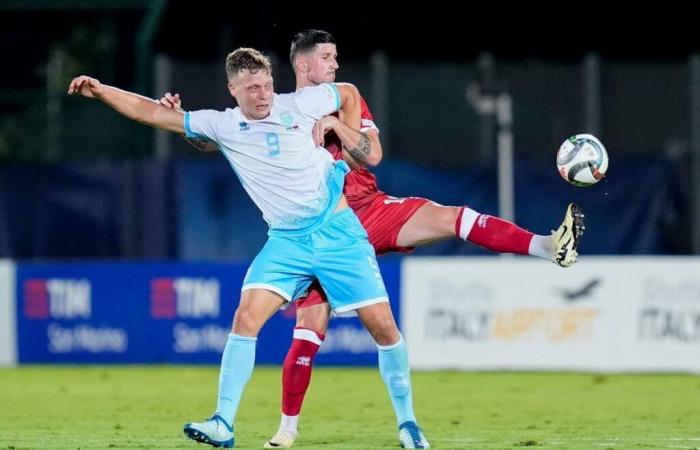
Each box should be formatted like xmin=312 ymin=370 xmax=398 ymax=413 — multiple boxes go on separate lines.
xmin=295 ymin=318 xmax=328 ymax=335
xmin=371 ymin=322 xmax=400 ymax=346
xmin=443 ymin=206 xmax=463 ymax=228
xmin=232 ymin=307 xmax=262 ymax=336
xmin=427 ymin=205 xmax=464 ymax=237
xmin=296 ymin=304 xmax=330 ymax=333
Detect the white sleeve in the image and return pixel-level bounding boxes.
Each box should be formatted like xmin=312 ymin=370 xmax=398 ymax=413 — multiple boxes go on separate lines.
xmin=184 ymin=109 xmax=222 ymax=143
xmin=294 ymin=83 xmax=341 ymax=120
xmin=361 ymin=118 xmax=379 ymax=133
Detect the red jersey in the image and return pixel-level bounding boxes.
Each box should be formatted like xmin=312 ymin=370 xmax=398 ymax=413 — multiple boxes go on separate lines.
xmin=324 ymin=96 xmax=384 ymax=212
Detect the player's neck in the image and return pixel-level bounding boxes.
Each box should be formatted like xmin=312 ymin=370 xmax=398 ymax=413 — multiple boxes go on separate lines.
xmin=240 ymin=110 xmax=270 ymax=121
xmin=295 ymin=79 xmax=315 ymax=91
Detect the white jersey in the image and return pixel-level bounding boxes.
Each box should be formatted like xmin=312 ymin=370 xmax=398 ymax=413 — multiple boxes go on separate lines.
xmin=184 ymin=83 xmax=344 ymax=231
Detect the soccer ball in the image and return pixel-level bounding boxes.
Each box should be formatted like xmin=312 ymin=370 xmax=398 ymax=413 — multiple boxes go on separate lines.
xmin=556 ymin=134 xmax=608 ymax=187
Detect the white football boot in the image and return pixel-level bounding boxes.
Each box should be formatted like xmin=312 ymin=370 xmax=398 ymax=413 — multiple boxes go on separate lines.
xmin=263 ymin=429 xmax=297 ymax=448
xmin=552 ymin=203 xmax=585 ymax=267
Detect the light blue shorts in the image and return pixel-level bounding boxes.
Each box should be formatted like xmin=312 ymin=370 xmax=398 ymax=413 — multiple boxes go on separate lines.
xmin=242 ymin=208 xmax=389 ymax=313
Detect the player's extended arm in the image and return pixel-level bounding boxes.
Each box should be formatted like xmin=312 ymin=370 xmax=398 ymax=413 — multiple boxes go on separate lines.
xmin=159 ymin=92 xmax=218 ymax=153
xmin=333 ymin=83 xmax=381 ymax=167
xmin=68 ymin=75 xmax=185 ymax=135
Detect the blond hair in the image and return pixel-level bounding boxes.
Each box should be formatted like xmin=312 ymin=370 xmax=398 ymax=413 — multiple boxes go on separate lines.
xmin=225 ymin=48 xmax=272 ymax=81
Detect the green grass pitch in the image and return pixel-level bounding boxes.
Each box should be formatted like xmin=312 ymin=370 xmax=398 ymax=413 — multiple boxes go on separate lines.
xmin=0 ymin=366 xmax=699 ymax=449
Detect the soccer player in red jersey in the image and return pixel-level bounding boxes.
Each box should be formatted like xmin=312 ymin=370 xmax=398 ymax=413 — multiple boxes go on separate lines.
xmin=263 ymin=30 xmax=582 ymax=450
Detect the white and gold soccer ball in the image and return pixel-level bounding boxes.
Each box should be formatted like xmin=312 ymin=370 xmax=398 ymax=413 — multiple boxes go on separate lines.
xmin=556 ymin=134 xmax=609 ymax=187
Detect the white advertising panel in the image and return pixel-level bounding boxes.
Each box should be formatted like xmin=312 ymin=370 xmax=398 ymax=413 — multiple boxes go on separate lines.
xmin=402 ymin=257 xmax=700 ymax=373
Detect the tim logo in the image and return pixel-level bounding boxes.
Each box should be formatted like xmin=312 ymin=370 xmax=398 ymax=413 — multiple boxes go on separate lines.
xmin=24 ymin=278 xmax=91 ymax=319
xmin=150 ymin=278 xmax=220 ymax=319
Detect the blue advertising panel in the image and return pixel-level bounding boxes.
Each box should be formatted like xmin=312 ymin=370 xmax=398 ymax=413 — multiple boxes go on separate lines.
xmin=16 ymin=260 xmax=401 ymax=365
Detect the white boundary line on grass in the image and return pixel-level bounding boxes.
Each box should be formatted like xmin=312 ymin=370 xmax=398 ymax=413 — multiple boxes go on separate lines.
xmin=431 ymin=437 xmax=700 ymax=448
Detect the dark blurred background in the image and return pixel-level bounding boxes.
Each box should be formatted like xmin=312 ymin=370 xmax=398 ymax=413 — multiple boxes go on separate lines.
xmin=1 ymin=1 xmax=698 ymax=260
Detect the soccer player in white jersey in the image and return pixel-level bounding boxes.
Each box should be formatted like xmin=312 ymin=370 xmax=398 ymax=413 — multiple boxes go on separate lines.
xmin=68 ymin=47 xmax=429 ymax=449
xmin=160 ymin=31 xmax=585 ymax=449
xmin=162 ymin=31 xmax=583 ymax=449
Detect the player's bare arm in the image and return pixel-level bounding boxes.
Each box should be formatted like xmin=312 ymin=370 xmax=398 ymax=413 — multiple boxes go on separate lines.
xmin=335 ymin=83 xmax=382 ymax=167
xmin=363 ymin=128 xmax=383 ymax=165
xmin=313 ymin=116 xmax=372 ymax=166
xmin=159 ymin=92 xmax=218 ymax=153
xmin=68 ymin=75 xmax=185 ymax=135
xmin=346 ymin=132 xmax=373 ymax=166
xmin=320 ymin=83 xmax=381 ymax=167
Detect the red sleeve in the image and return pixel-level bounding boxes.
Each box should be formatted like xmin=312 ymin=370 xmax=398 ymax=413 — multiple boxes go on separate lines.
xmin=359 ymin=95 xmax=379 ymax=132
xmin=360 ymin=96 xmax=374 ymax=121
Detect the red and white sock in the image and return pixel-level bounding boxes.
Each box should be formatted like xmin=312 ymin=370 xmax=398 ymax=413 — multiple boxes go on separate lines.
xmin=455 ymin=207 xmax=551 ymax=259
xmin=280 ymin=327 xmax=325 ymax=431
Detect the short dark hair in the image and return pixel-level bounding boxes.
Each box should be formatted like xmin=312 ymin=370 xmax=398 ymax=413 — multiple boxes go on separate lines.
xmin=289 ymin=29 xmax=336 ymax=64
xmin=225 ymin=47 xmax=272 ymax=81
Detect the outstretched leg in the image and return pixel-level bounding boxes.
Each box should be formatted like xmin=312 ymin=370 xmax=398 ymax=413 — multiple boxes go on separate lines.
xmin=395 ymin=201 xmax=583 ymax=265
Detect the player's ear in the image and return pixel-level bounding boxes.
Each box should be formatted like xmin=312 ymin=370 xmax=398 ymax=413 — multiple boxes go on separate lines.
xmin=294 ymin=56 xmax=307 ymax=74
xmin=228 ymin=81 xmax=237 ymax=97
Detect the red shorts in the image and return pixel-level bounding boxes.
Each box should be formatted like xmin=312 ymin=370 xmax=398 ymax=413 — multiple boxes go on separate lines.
xmin=296 ymin=194 xmax=429 ymax=309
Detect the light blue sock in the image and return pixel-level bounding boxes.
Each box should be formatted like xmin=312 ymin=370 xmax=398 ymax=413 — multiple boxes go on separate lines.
xmin=377 ymin=335 xmax=416 ymax=426
xmin=215 ymin=333 xmax=257 ymax=427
